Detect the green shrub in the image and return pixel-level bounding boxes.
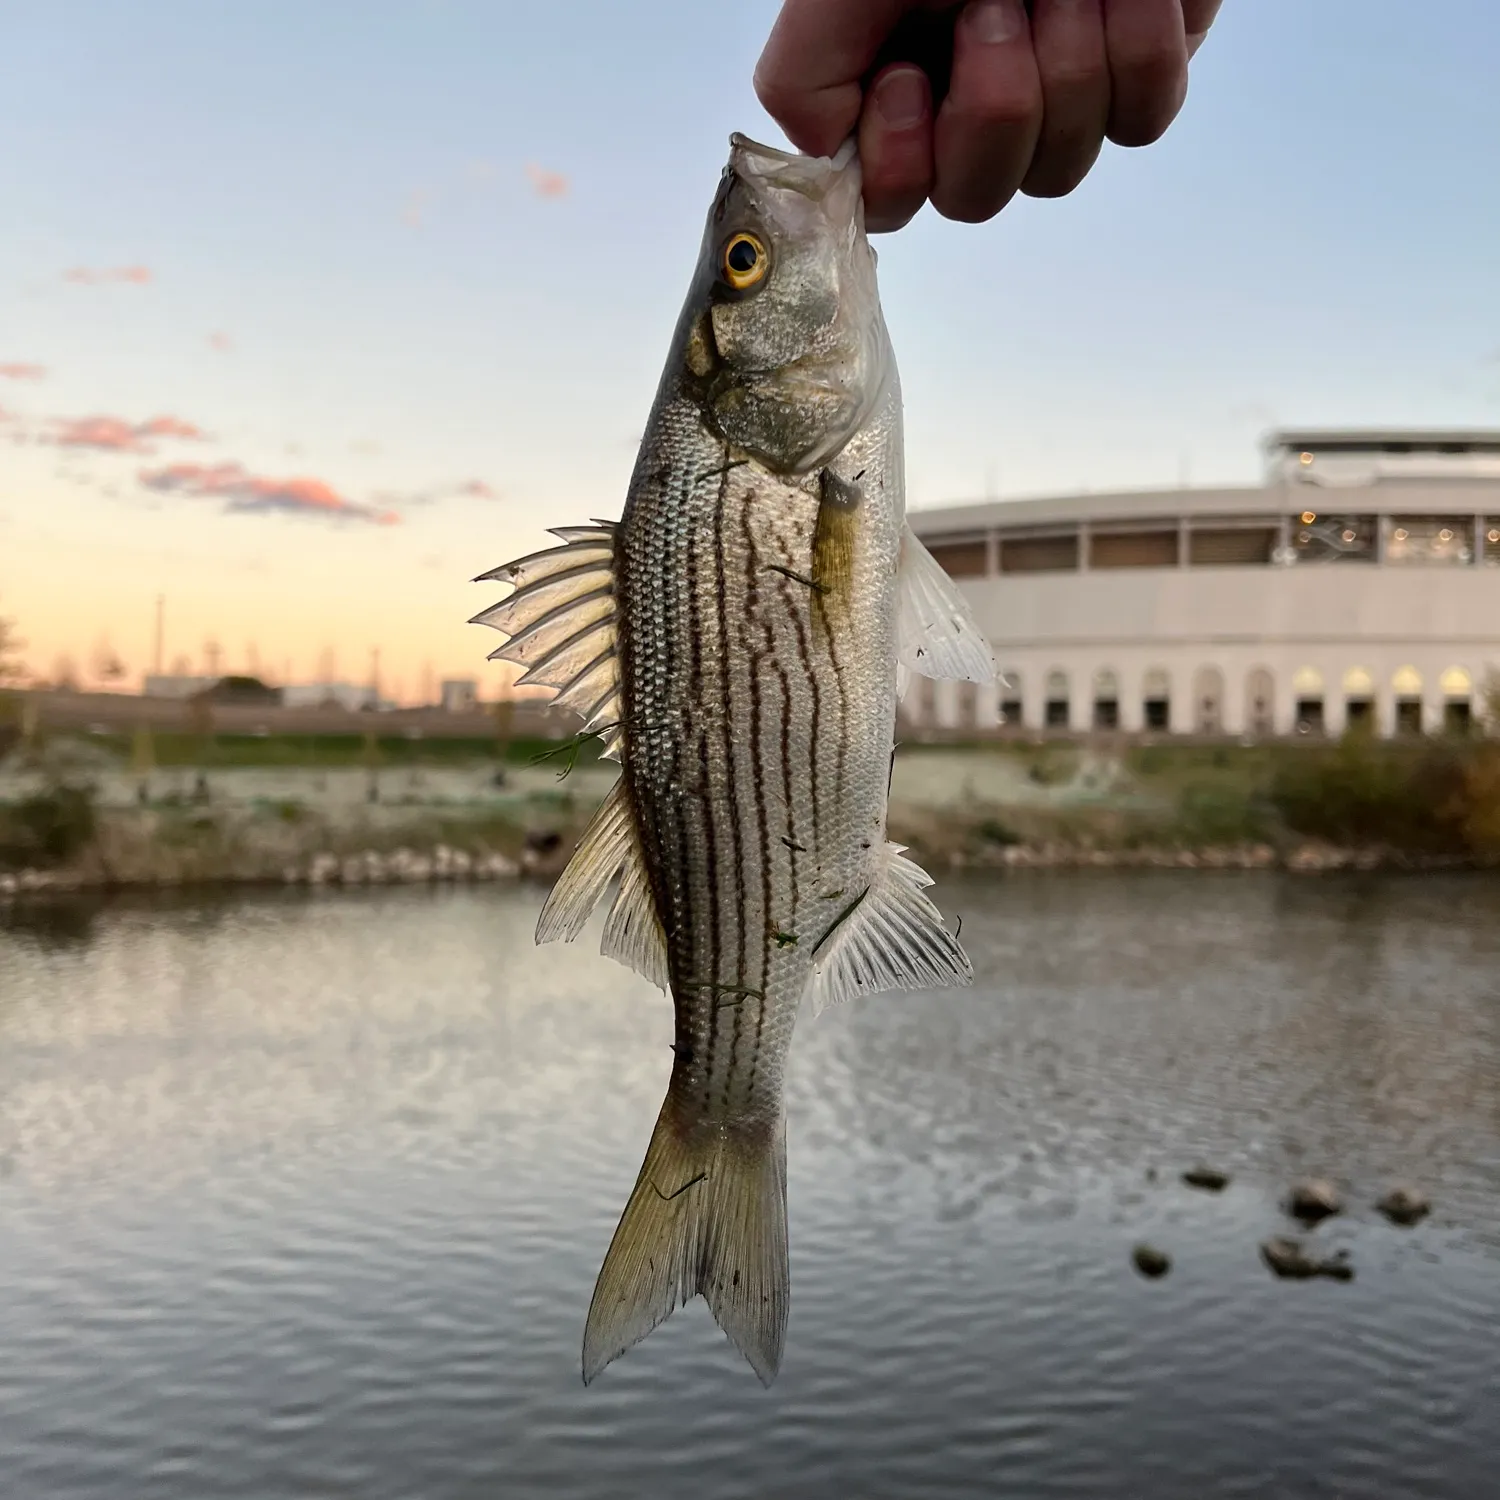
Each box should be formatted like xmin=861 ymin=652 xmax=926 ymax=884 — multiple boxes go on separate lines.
xmin=0 ymin=782 xmax=98 ymax=868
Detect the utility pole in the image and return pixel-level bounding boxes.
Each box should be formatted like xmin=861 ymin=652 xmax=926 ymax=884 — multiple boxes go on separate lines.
xmin=369 ymin=646 xmax=381 ymax=709
xmin=152 ymin=594 xmax=164 ymax=676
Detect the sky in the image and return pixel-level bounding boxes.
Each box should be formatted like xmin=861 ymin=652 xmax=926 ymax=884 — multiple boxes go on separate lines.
xmin=1 ymin=0 xmax=1497 ymax=700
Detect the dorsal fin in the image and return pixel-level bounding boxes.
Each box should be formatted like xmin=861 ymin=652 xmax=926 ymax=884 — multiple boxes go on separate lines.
xmin=472 ymin=521 xmax=624 ymax=759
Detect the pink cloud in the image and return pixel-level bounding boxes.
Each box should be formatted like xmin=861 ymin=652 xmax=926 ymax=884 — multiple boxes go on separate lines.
xmin=140 ymin=461 xmax=400 ymax=525
xmin=460 ymin=479 xmax=497 ymax=498
xmin=0 ymin=362 xmax=46 ymax=380
xmin=63 ymin=265 xmax=153 ymax=285
xmin=525 ymin=163 xmax=569 ymax=199
xmin=208 ymin=331 xmax=233 ymax=353
xmin=50 ymin=413 xmax=206 ymax=452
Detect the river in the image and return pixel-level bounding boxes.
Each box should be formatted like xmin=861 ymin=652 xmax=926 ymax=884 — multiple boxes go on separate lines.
xmin=2 ymin=872 xmax=1497 ymax=1499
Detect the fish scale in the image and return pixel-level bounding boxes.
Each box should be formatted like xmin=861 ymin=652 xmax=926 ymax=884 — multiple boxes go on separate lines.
xmin=472 ymin=133 xmax=997 ymax=1386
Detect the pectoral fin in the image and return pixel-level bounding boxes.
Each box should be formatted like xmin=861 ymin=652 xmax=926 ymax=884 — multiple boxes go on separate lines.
xmin=897 ymin=525 xmax=996 ymax=685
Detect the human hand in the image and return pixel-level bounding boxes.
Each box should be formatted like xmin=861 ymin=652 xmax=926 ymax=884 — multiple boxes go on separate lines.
xmin=754 ymin=1 xmax=1222 ymax=231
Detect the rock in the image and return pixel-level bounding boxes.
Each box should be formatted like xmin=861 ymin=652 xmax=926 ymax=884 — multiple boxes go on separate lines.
xmin=1182 ymin=1165 xmax=1231 ymax=1192
xmin=1286 ymin=1178 xmax=1343 ymax=1224
xmin=340 ymin=855 xmax=365 ymax=886
xmin=478 ymin=851 xmax=519 ymax=879
xmin=362 ymin=851 xmax=387 ymax=883
xmin=449 ymin=848 xmax=473 ymax=878
xmin=308 ymin=852 xmax=339 ymax=886
xmin=0 ymin=872 xmax=16 ymax=897
xmin=1260 ymin=1236 xmax=1354 ymax=1282
xmin=1132 ymin=1244 xmax=1172 ymax=1279
xmin=1376 ymin=1185 xmax=1431 ymax=1227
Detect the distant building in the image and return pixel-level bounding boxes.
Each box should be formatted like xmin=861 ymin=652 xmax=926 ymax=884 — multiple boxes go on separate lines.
xmin=282 ymin=681 xmax=379 ymax=712
xmin=905 ymin=428 xmax=1500 ymax=740
xmin=143 ymin=674 xmax=217 ymax=699
xmin=440 ymin=678 xmax=479 ymax=713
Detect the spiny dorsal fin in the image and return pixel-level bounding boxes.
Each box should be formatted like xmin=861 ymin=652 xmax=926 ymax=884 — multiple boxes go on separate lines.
xmin=805 ymin=841 xmax=971 ymax=1016
xmin=535 ymin=779 xmax=668 ymax=991
xmin=471 ymin=522 xmax=624 ymax=759
xmin=898 ymin=524 xmax=997 ymax=685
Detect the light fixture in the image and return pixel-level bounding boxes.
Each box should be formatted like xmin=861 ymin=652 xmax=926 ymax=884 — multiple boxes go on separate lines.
xmin=1301 ymin=510 xmax=1317 ymax=524
xmin=1439 ymin=528 xmax=1454 ymax=542
xmin=1299 ymin=452 xmax=1314 ymax=466
xmin=1342 ymin=529 xmax=1356 ymax=543
xmin=1489 ymin=529 xmax=1500 ymax=544
xmin=1393 ymin=527 xmax=1409 ymax=541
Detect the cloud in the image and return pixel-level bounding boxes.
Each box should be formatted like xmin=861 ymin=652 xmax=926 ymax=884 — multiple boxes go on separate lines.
xmin=376 ymin=476 xmax=499 ymax=507
xmin=139 ymin=461 xmax=400 ymax=525
xmin=401 ymin=188 xmax=430 ymax=228
xmin=208 ymin=331 xmax=233 ymax=353
xmin=50 ymin=413 xmax=206 ymax=452
xmin=63 ymin=265 xmax=153 ymax=285
xmin=525 ymin=163 xmax=569 ymax=199
xmin=0 ymin=362 xmax=46 ymax=380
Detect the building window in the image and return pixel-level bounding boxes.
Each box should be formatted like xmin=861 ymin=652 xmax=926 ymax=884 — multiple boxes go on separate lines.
xmin=956 ymin=681 xmax=979 ymax=731
xmin=1386 ymin=517 xmax=1473 ymax=565
xmin=998 ymin=671 xmax=1023 ymax=728
xmin=1093 ymin=668 xmax=1120 ymax=729
xmin=1089 ymin=528 xmax=1179 ymax=569
xmin=1343 ymin=666 xmax=1375 ymax=730
xmin=1441 ymin=667 xmax=1473 ymax=736
xmin=916 ymin=675 xmax=937 ymax=727
xmin=926 ymin=537 xmax=989 ymax=577
xmin=1000 ymin=532 xmax=1080 ymax=573
xmin=1189 ymin=526 xmax=1278 ymax=566
xmin=1045 ymin=670 xmax=1070 ymax=728
xmin=1289 ymin=512 xmax=1377 ymax=563
xmin=1246 ymin=667 xmax=1275 ymax=736
xmin=1142 ymin=668 xmax=1171 ymax=730
xmin=1293 ymin=666 xmax=1324 ymax=735
xmin=1194 ymin=666 xmax=1225 ymax=735
xmin=1392 ymin=666 xmax=1423 ymax=736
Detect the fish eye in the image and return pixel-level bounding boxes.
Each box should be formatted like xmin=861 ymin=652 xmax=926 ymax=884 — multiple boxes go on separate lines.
xmin=721 ymin=232 xmax=768 ymax=291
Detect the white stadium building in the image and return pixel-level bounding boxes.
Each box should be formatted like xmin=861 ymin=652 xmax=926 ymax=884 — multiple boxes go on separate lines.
xmin=904 ymin=429 xmax=1500 ymax=740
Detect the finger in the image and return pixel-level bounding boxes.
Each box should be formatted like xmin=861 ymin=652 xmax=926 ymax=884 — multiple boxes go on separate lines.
xmin=1182 ymin=0 xmax=1224 ymax=57
xmin=1102 ymin=0 xmax=1189 ymax=148
xmin=754 ymin=0 xmax=921 ymax=158
xmin=859 ymin=65 xmax=936 ymax=233
xmin=931 ymin=0 xmax=1044 ymax=223
xmin=1021 ymin=0 xmax=1111 ymax=200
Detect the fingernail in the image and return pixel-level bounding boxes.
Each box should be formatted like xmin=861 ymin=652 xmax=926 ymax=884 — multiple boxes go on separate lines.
xmin=872 ymin=67 xmax=928 ymax=130
xmin=963 ymin=0 xmax=1023 ymax=46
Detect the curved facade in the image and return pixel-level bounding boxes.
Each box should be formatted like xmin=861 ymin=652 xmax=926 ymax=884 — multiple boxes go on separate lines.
xmin=905 ymin=430 xmax=1500 ymax=739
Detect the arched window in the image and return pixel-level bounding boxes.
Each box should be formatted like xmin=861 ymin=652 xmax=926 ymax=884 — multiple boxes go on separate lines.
xmin=1392 ymin=666 xmax=1423 ymax=736
xmin=1343 ymin=666 xmax=1375 ymax=730
xmin=916 ymin=674 xmax=937 ymax=728
xmin=1045 ymin=670 xmax=1070 ymax=729
xmin=1293 ymin=667 xmax=1325 ymax=735
xmin=1246 ymin=667 xmax=1275 ymax=736
xmin=1142 ymin=668 xmax=1171 ymax=731
xmin=1093 ymin=667 xmax=1120 ymax=730
xmin=956 ymin=681 xmax=979 ymax=731
xmin=1441 ymin=666 xmax=1473 ymax=736
xmin=998 ymin=670 xmax=1023 ymax=728
xmin=1194 ymin=665 xmax=1225 ymax=735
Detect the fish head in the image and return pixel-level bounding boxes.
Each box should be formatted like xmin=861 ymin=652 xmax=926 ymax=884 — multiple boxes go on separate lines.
xmin=681 ymin=134 xmax=890 ymax=477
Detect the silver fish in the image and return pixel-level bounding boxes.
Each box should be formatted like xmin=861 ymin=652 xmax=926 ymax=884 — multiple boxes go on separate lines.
xmin=473 ymin=134 xmax=994 ymax=1385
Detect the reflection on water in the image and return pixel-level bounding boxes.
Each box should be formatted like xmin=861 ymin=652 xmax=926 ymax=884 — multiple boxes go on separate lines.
xmin=1 ymin=873 xmax=1497 ymax=1499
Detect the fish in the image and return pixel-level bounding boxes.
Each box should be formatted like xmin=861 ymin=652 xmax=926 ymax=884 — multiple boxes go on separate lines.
xmin=472 ymin=133 xmax=995 ymax=1385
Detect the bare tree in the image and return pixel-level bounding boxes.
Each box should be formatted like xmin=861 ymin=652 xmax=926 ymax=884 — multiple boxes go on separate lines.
xmin=0 ymin=607 xmax=23 ymax=685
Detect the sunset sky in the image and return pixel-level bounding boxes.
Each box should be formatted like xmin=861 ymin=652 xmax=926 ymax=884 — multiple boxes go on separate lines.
xmin=2 ymin=0 xmax=1497 ymax=700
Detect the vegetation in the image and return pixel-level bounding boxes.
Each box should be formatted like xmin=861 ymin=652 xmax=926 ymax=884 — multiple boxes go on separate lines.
xmin=0 ymin=607 xmax=22 ymax=686
xmin=0 ymin=782 xmax=98 ymax=870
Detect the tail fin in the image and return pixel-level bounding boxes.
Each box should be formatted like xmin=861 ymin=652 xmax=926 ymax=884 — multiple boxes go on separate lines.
xmin=582 ymin=1100 xmax=789 ymax=1386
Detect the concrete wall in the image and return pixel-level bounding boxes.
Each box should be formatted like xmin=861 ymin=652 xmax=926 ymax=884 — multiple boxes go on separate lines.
xmin=909 ymin=565 xmax=1500 ymax=738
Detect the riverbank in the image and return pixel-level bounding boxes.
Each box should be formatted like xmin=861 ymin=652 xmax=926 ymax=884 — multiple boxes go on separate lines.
xmin=3 ymin=731 xmax=1498 ymax=898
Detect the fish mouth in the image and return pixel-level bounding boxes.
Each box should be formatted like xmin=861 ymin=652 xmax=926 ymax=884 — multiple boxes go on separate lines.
xmin=727 ymin=132 xmax=859 ymax=200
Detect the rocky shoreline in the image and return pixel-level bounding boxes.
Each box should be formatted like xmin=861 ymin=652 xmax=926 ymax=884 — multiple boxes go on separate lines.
xmin=1 ymin=832 xmax=1482 ymax=903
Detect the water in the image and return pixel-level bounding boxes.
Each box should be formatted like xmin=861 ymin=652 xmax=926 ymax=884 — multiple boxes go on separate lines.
xmin=1 ymin=873 xmax=1497 ymax=1499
